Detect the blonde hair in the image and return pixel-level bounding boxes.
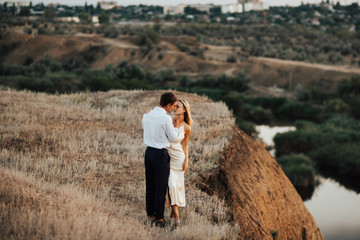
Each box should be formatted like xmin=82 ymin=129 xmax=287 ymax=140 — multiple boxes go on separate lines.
xmin=178 ymin=99 xmax=192 ymax=128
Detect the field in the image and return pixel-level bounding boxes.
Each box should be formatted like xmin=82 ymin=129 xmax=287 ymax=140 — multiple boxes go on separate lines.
xmin=0 ymin=89 xmax=240 ymax=239
xmin=2 ymin=27 xmax=360 ymax=93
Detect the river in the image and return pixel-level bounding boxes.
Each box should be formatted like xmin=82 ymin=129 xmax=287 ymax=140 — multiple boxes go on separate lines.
xmin=256 ymin=125 xmax=360 ymax=240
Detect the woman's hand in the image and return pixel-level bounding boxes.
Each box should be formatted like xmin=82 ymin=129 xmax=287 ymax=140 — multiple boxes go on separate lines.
xmin=182 ymin=160 xmax=188 ymax=171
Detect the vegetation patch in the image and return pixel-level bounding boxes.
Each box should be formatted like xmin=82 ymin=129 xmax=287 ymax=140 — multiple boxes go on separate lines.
xmin=276 ymin=154 xmax=316 ymax=187
xmin=275 ymin=116 xmax=360 ymax=178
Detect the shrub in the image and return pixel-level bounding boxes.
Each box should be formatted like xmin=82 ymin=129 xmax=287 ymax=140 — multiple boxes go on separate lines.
xmin=275 ymin=115 xmax=360 ymax=177
xmin=277 ymin=101 xmax=319 ymax=121
xmin=137 ymin=27 xmax=159 ymax=46
xmin=0 ymin=41 xmax=20 ymax=57
xmin=24 ymin=56 xmax=33 ymax=66
xmin=218 ymin=74 xmax=249 ymax=92
xmin=277 ymin=154 xmax=316 ymax=187
xmin=23 ymin=27 xmax=32 ymax=35
xmin=337 ymin=75 xmax=360 ymax=97
xmin=343 ymin=95 xmax=360 ymax=119
xmin=44 ymin=8 xmax=57 ymax=21
xmin=62 ymin=57 xmax=88 ymax=72
xmin=154 ymin=68 xmax=175 ymax=83
xmin=186 ymin=87 xmax=226 ymax=101
xmin=294 ymin=84 xmax=309 ymax=101
xmin=104 ymin=26 xmax=120 ymax=38
xmin=310 ymin=87 xmax=336 ymax=103
xmin=235 ymin=119 xmax=257 ymax=136
xmin=82 ymin=76 xmax=122 ymax=91
xmin=294 ymin=120 xmax=317 ymax=131
xmin=222 ymin=91 xmax=243 ymax=115
xmin=0 ymin=64 xmax=27 ymax=75
xmin=309 ymin=143 xmax=360 ymax=176
xmin=99 ymin=11 xmax=109 ymax=24
xmin=243 ymin=97 xmax=287 ymax=115
xmin=242 ymin=105 xmax=272 ymax=124
xmin=27 ymin=62 xmax=47 ymax=76
xmin=324 ymin=98 xmax=350 ymax=114
xmin=274 ymin=130 xmax=324 ymax=157
xmin=19 ymin=7 xmax=30 ymax=17
xmin=226 ymin=54 xmax=237 ymax=63
xmin=78 ymin=12 xmax=92 ymax=24
xmin=188 ymin=48 xmax=204 ymax=59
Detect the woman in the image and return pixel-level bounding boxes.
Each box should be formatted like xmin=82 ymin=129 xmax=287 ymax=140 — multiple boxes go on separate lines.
xmin=166 ymin=99 xmax=192 ymax=228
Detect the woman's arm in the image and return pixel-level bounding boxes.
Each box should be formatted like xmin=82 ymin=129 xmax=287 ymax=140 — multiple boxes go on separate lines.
xmin=182 ymin=125 xmax=191 ymax=171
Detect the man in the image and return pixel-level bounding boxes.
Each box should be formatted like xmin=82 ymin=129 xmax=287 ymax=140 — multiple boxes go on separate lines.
xmin=142 ymin=92 xmax=180 ymax=227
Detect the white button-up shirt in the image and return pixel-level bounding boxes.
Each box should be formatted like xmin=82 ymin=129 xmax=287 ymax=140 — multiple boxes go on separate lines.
xmin=142 ymin=107 xmax=179 ymax=149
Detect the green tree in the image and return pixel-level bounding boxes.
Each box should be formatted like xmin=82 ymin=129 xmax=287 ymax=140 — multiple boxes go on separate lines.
xmin=137 ymin=27 xmax=159 ymax=47
xmin=89 ymin=4 xmax=94 ymax=15
xmin=11 ymin=3 xmax=16 ymax=16
xmin=96 ymin=3 xmax=101 ymax=14
xmin=337 ymin=76 xmax=360 ymax=97
xmin=78 ymin=12 xmax=92 ymax=24
xmin=19 ymin=7 xmax=30 ymax=16
xmin=324 ymin=98 xmax=350 ymax=114
xmin=99 ymin=11 xmax=109 ymax=24
xmin=44 ymin=8 xmax=57 ymax=20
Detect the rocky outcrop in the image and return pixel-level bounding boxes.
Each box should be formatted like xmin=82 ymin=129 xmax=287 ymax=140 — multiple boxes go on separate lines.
xmin=199 ymin=128 xmax=323 ymax=240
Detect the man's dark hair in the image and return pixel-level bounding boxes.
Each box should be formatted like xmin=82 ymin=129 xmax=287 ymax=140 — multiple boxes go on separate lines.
xmin=160 ymin=92 xmax=177 ymax=107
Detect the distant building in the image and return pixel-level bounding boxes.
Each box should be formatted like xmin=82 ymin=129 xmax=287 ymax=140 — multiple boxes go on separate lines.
xmin=3 ymin=1 xmax=30 ymax=7
xmin=163 ymin=4 xmax=187 ymax=15
xmin=221 ymin=4 xmax=243 ymax=13
xmin=188 ymin=4 xmax=213 ymax=14
xmin=238 ymin=0 xmax=255 ymax=3
xmin=97 ymin=1 xmax=117 ymax=11
xmin=58 ymin=16 xmax=80 ymax=23
xmin=58 ymin=16 xmax=99 ymax=24
xmin=244 ymin=1 xmax=269 ymax=12
xmin=30 ymin=9 xmax=44 ymax=15
xmin=222 ymin=0 xmax=269 ymax=13
xmin=163 ymin=4 xmax=213 ymax=15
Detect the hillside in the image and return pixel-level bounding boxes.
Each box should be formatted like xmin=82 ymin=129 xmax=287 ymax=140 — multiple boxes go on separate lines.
xmin=1 ymin=29 xmax=359 ymax=91
xmin=0 ymin=89 xmax=322 ymax=239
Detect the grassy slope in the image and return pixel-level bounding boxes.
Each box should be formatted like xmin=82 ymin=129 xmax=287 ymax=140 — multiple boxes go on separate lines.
xmin=0 ymin=89 xmax=240 ymax=239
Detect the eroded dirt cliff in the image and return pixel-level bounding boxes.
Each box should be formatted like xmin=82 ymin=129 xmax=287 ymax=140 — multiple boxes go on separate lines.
xmin=199 ymin=128 xmax=323 ymax=240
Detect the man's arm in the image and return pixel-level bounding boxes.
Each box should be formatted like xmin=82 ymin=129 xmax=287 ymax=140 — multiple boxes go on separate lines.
xmin=164 ymin=116 xmax=179 ymax=142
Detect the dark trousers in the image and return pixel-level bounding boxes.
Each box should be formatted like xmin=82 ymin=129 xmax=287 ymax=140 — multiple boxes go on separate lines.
xmin=145 ymin=147 xmax=170 ymax=220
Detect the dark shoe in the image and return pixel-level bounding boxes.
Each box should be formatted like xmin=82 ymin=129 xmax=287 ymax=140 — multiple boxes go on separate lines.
xmin=155 ymin=220 xmax=168 ymax=228
xmin=144 ymin=216 xmax=155 ymax=226
xmin=170 ymin=219 xmax=181 ymax=231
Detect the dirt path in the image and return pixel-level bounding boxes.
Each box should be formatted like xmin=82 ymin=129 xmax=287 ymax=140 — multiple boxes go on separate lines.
xmin=102 ymin=37 xmax=138 ymax=49
xmin=255 ymin=57 xmax=360 ymax=74
xmin=75 ymin=32 xmax=138 ymax=49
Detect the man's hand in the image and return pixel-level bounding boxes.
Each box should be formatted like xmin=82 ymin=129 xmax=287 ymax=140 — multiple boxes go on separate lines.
xmin=173 ymin=117 xmax=180 ymax=128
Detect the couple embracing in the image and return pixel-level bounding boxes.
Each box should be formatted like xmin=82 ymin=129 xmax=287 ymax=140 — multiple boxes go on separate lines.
xmin=142 ymin=92 xmax=192 ymax=228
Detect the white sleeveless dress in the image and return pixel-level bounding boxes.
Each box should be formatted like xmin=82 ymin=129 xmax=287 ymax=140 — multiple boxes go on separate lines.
xmin=166 ymin=124 xmax=186 ymax=207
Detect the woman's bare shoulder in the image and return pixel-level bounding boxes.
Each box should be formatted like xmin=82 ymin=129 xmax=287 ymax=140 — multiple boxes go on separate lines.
xmin=183 ymin=123 xmax=191 ymax=132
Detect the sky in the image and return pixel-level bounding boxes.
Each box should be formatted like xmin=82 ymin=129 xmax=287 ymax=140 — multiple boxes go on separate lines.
xmin=20 ymin=0 xmax=360 ymax=7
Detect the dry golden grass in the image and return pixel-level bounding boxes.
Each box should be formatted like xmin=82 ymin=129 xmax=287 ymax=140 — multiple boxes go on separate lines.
xmin=0 ymin=167 xmax=153 ymax=240
xmin=0 ymin=89 xmax=239 ymax=239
